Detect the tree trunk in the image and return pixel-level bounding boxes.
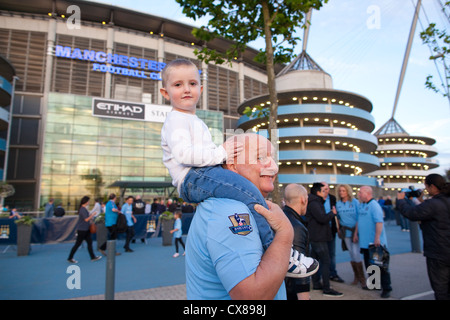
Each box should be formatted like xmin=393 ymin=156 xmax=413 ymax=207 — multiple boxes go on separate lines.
xmin=261 ymin=0 xmax=281 ymax=205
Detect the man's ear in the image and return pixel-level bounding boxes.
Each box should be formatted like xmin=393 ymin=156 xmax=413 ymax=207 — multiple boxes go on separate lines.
xmin=301 ymin=196 xmax=308 ymax=209
xmin=222 ymin=161 xmax=238 ymax=174
xmin=160 ymin=87 xmax=170 ymax=100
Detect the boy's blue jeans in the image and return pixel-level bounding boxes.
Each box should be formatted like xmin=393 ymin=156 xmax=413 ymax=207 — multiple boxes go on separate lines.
xmin=180 ymin=165 xmax=274 ymax=250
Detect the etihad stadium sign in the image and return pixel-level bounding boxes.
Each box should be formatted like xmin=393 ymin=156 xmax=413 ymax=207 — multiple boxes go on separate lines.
xmin=92 ymin=97 xmax=172 ymax=123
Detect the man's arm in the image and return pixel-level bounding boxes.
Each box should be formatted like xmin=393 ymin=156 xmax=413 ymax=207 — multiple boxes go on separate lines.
xmin=397 ymin=194 xmax=434 ymax=221
xmin=374 ymin=222 xmax=383 ymax=246
xmin=228 ymin=201 xmax=293 ymax=300
xmin=309 ymin=201 xmax=334 ymax=224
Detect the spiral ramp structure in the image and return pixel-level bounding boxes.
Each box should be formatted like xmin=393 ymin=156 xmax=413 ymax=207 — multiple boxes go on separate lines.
xmin=366 ymin=118 xmax=439 ymax=191
xmin=237 ymin=51 xmax=380 ymax=189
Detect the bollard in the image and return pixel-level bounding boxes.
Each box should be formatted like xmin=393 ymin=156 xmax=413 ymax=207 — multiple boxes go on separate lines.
xmin=105 ymin=240 xmax=116 ymax=300
xmin=409 ymin=221 xmax=422 ymax=253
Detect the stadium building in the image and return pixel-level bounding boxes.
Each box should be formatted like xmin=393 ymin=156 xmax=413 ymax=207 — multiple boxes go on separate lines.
xmin=0 ymin=0 xmax=282 ymax=210
xmin=367 ymin=118 xmax=439 ymax=193
xmin=237 ymin=51 xmax=380 ymax=191
xmin=0 ymin=56 xmax=16 ymax=185
xmin=3 ymin=1 xmax=438 ymax=210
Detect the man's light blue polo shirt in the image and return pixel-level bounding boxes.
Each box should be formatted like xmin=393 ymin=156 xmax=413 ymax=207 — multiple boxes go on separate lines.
xmin=185 ymin=198 xmax=286 ymax=300
xmin=121 ymin=202 xmax=134 ymax=227
xmin=105 ymin=200 xmax=118 ymax=227
xmin=357 ymin=199 xmax=387 ymax=249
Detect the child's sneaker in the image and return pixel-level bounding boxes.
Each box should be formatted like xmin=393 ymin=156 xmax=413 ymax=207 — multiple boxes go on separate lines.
xmin=286 ymin=248 xmax=319 ymax=278
xmin=173 ymin=253 xmax=180 ymax=258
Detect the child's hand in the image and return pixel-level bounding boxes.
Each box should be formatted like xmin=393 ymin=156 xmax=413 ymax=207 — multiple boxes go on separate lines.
xmin=223 ymin=140 xmax=243 ymax=164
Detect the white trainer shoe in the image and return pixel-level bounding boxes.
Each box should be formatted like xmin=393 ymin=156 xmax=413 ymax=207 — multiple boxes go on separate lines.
xmin=286 ymin=248 xmax=319 ymax=278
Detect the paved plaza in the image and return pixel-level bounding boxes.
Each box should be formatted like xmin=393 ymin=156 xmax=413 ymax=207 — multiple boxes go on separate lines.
xmin=0 ymin=223 xmax=433 ymax=300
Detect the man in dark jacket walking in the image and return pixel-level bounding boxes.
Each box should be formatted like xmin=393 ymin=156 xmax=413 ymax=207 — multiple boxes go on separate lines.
xmin=397 ymin=173 xmax=450 ymax=300
xmin=306 ymin=182 xmax=342 ymax=297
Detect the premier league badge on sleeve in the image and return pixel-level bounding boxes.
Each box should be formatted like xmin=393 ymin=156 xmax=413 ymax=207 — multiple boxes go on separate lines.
xmin=228 ymin=213 xmax=253 ymax=236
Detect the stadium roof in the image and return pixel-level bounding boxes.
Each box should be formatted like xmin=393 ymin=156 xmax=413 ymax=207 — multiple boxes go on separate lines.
xmin=374 ymin=118 xmax=409 ymax=136
xmin=0 ymin=0 xmax=285 ymax=73
xmin=277 ymin=50 xmax=326 ymax=76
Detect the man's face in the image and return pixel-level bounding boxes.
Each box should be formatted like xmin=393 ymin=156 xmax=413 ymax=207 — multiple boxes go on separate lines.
xmin=232 ymin=135 xmax=278 ymax=198
xmin=424 ymin=183 xmax=437 ymax=196
xmin=358 ymin=188 xmax=369 ymax=202
xmin=317 ymin=186 xmax=326 ymax=200
xmin=322 ymin=183 xmax=330 ymax=199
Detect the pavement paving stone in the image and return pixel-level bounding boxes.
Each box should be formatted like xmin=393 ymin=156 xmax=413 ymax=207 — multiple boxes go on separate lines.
xmin=1 ymin=223 xmax=434 ymax=300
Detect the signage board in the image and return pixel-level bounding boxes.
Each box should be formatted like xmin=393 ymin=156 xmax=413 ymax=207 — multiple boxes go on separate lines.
xmin=55 ymin=45 xmax=165 ymax=80
xmin=92 ymin=97 xmax=172 ymax=123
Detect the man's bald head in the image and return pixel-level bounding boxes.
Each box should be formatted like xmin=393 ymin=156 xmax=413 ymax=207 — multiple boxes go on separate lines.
xmin=284 ymin=184 xmax=308 ymax=203
xmin=284 ymin=184 xmax=308 ymax=215
xmin=358 ymin=185 xmax=373 ymax=203
xmin=223 ymin=133 xmax=278 ymax=197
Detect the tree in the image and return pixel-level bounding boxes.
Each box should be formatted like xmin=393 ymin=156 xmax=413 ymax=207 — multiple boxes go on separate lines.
xmin=176 ymin=0 xmax=328 ymax=203
xmin=0 ymin=182 xmax=15 ymax=208
xmin=419 ymin=1 xmax=450 ymax=105
xmin=80 ymin=168 xmax=104 ymax=199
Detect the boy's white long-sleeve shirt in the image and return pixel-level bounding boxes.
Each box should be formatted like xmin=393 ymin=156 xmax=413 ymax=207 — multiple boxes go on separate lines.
xmin=161 ymin=110 xmax=227 ymax=192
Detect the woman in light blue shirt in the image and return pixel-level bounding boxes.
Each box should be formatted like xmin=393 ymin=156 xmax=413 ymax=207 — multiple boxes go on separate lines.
xmin=336 ymin=184 xmax=367 ymax=289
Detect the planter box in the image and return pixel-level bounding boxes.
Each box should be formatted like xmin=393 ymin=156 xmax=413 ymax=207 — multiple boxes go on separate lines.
xmin=17 ymin=224 xmax=32 ymax=256
xmin=161 ymin=219 xmax=174 ymax=246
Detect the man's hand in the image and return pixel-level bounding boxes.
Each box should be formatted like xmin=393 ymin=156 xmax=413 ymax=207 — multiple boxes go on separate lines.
xmin=254 ymin=201 xmax=293 ymax=238
xmin=223 ymin=140 xmax=243 ymax=164
xmin=331 ymin=205 xmax=337 ymax=215
xmin=374 ymin=236 xmax=381 ymax=247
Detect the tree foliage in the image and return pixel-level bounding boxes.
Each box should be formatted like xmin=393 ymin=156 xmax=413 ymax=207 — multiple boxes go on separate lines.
xmin=419 ymin=1 xmax=450 ymax=101
xmin=176 ymin=0 xmax=328 ymax=202
xmin=178 ymin=0 xmax=326 ymax=65
xmin=0 ymin=182 xmax=15 ymax=198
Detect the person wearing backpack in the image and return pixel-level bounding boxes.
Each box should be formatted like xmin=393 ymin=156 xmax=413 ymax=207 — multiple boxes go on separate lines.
xmin=54 ymin=203 xmax=65 ymax=217
xmin=99 ymin=193 xmax=121 ymax=256
xmin=397 ymin=173 xmax=450 ymax=300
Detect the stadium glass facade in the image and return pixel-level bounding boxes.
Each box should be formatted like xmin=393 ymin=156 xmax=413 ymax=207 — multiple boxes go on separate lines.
xmin=41 ymin=92 xmax=223 ymax=209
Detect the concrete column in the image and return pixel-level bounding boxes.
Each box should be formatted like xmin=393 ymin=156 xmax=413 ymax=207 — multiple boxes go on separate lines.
xmin=157 ymin=37 xmax=165 ymax=105
xmin=201 ymin=60 xmax=208 ymax=110
xmin=238 ymin=60 xmax=244 ymax=104
xmin=35 ymin=17 xmax=57 ymax=208
xmin=104 ymin=26 xmax=114 ymax=98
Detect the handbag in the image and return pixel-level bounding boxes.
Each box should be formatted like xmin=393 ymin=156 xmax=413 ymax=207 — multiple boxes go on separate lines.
xmin=89 ymin=222 xmax=97 ymax=234
xmin=368 ymin=244 xmax=389 ymax=271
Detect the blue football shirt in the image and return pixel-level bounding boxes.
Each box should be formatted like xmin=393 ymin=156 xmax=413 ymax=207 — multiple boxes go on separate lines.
xmin=357 ymin=199 xmax=388 ymax=249
xmin=185 ymin=198 xmax=286 ymax=300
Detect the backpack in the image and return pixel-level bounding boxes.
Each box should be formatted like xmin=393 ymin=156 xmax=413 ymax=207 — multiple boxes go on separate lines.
xmin=54 ymin=206 xmax=65 ymax=217
xmin=116 ymin=213 xmax=128 ymax=233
